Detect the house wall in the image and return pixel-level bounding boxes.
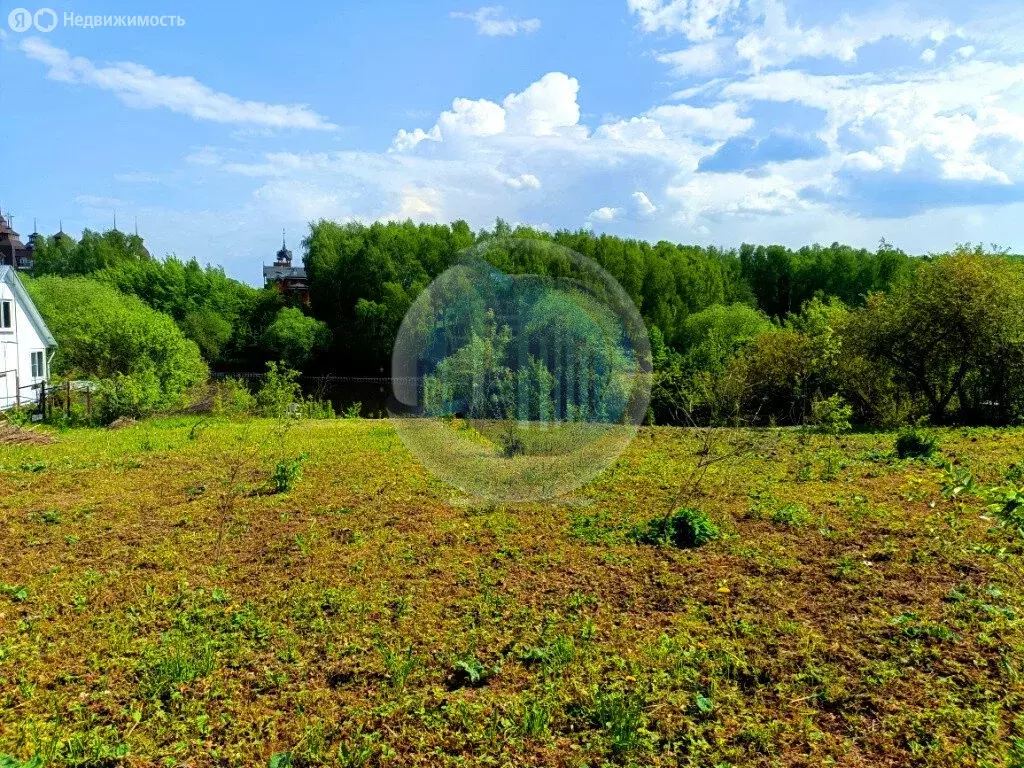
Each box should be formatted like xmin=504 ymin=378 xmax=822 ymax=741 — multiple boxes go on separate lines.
xmin=0 ymin=278 xmax=49 ymax=410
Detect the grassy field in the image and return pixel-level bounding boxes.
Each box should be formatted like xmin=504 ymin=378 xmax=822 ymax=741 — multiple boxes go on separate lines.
xmin=2 ymin=418 xmax=1024 ymax=767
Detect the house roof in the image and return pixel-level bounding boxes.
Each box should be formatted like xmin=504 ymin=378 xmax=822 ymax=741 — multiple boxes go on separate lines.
xmin=0 ymin=266 xmax=58 ymax=348
xmin=263 ymin=264 xmax=307 ymax=281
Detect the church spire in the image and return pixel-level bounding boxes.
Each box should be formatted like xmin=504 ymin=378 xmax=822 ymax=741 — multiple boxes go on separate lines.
xmin=276 ymin=227 xmax=293 ymax=266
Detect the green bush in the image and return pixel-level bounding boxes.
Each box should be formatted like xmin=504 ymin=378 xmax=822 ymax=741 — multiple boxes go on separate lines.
xmin=211 ymin=378 xmax=256 ymax=416
xmin=895 ymin=427 xmax=938 ymax=459
xmin=271 ymin=454 xmax=307 ymax=494
xmin=261 ymin=307 xmax=331 ymax=368
xmin=25 ymin=275 xmax=207 ymax=422
xmin=632 ymin=507 xmax=720 ymax=548
xmin=300 ymin=397 xmax=336 ymax=419
xmin=256 ymin=362 xmax=302 ymax=418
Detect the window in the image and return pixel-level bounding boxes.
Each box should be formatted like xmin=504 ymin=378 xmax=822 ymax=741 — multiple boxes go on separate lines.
xmin=0 ymin=301 xmax=10 ymax=329
xmin=31 ymin=351 xmax=44 ymax=379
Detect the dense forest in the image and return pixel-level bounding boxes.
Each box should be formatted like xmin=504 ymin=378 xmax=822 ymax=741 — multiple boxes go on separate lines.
xmin=24 ymin=221 xmax=1024 ymax=427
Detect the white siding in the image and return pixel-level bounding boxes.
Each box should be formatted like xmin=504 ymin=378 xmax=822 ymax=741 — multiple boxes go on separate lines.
xmin=0 ymin=277 xmax=50 ymax=410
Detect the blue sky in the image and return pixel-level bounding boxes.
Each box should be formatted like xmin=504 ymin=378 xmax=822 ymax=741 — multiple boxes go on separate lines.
xmin=3 ymin=0 xmax=1024 ymax=283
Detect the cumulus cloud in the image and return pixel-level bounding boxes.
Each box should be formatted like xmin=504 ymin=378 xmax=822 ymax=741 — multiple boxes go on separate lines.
xmin=393 ymin=72 xmax=583 ymax=147
xmin=451 ymin=6 xmax=540 ymax=36
xmin=19 ymin=37 xmax=336 ymax=130
xmin=588 ymin=206 xmax=622 ymax=222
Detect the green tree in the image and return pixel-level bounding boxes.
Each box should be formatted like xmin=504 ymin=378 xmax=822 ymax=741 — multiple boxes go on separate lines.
xmin=847 ymin=248 xmax=1024 ymax=424
xmin=261 ymin=308 xmax=332 ymax=368
xmin=25 ymin=275 xmax=207 ymax=417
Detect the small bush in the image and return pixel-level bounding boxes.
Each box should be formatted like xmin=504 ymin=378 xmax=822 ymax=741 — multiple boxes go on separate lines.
xmin=342 ymin=401 xmax=361 ymax=419
xmin=1 ymin=407 xmax=34 ymax=428
xmin=895 ymin=427 xmax=938 ymax=459
xmin=300 ymin=396 xmax=336 ymax=419
xmin=497 ymin=426 xmax=526 ymax=457
xmin=271 ymin=454 xmax=307 ymax=494
xmin=211 ymin=378 xmax=255 ymax=416
xmin=256 ymin=362 xmax=302 ymax=418
xmin=97 ymin=372 xmax=164 ymax=423
xmin=632 ymin=507 xmax=720 ymax=548
xmin=770 ymin=503 xmax=811 ymax=528
xmin=449 ymin=655 xmax=500 ymax=689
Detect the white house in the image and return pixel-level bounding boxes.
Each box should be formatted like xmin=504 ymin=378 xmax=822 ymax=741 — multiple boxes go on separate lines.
xmin=0 ymin=265 xmax=57 ymax=411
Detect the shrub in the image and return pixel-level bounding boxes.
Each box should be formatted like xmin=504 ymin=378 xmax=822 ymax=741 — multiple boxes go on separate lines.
xmin=97 ymin=372 xmax=164 ymax=423
xmin=299 ymin=397 xmax=336 ymax=419
xmin=449 ymin=655 xmax=500 ymax=689
xmin=25 ymin=275 xmax=207 ymax=417
xmin=770 ymin=503 xmax=811 ymax=527
xmin=271 ymin=454 xmax=307 ymax=494
xmin=211 ymin=378 xmax=256 ymax=416
xmin=632 ymin=507 xmax=720 ymax=548
xmin=256 ymin=362 xmax=302 ymax=418
xmin=895 ymin=427 xmax=938 ymax=459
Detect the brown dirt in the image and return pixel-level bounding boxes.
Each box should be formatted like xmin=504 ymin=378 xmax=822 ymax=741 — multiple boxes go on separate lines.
xmin=0 ymin=421 xmax=54 ymax=445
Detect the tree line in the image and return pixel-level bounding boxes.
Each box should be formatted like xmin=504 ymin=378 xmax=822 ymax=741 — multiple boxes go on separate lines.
xmin=23 ymin=221 xmax=1024 ymax=426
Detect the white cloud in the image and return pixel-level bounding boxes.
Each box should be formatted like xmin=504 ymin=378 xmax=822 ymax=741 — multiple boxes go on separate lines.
xmin=451 ymin=6 xmax=541 ymax=36
xmin=633 ymin=191 xmax=658 ymax=215
xmin=734 ymin=0 xmax=949 ymax=73
xmin=397 ymin=186 xmax=443 ymax=219
xmin=503 ymin=72 xmax=582 ymax=136
xmin=646 ymin=101 xmax=753 ymax=140
xmin=19 ymin=37 xmax=336 ymax=131
xmin=185 ymin=146 xmax=222 ymax=166
xmin=393 ymin=72 xmax=582 ymax=147
xmin=627 ymin=0 xmax=742 ymax=41
xmin=657 ymin=41 xmax=729 ymax=76
xmin=504 ymin=173 xmax=542 ymax=189
xmin=957 ymin=45 xmax=976 ymax=58
xmin=588 ymin=206 xmax=622 ymax=222
xmin=440 ymin=97 xmax=508 ymax=137
xmin=391 ymin=126 xmax=441 ymax=152
xmin=920 ymin=48 xmax=937 ymax=63
xmin=722 ymin=61 xmax=1024 ymax=183
xmin=632 ymin=0 xmax=953 ymax=76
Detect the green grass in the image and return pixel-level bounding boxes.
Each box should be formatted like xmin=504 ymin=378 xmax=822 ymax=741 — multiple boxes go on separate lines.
xmin=2 ymin=417 xmax=1024 ymax=766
